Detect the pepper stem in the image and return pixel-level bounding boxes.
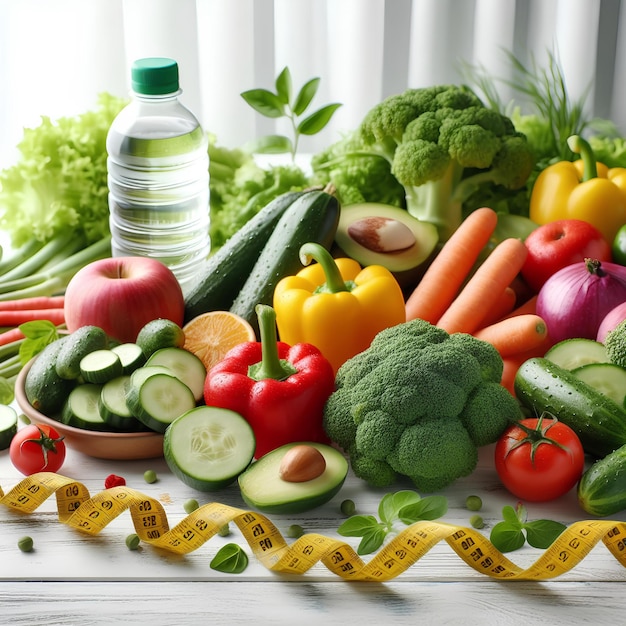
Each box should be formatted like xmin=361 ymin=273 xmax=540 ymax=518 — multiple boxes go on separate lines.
xmin=247 ymin=304 xmax=298 ymax=381
xmin=567 ymin=134 xmax=598 ymax=181
xmin=299 ymin=242 xmax=352 ymax=294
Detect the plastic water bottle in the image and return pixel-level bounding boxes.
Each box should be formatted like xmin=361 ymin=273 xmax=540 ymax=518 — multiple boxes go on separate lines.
xmin=107 ymin=57 xmax=210 ymax=294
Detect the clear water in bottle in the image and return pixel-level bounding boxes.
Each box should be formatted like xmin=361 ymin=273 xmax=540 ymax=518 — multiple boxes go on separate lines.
xmin=107 ymin=58 xmax=210 ymax=295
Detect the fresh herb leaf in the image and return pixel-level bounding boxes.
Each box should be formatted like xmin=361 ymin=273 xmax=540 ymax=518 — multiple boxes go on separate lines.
xmin=525 ymin=519 xmax=566 ymax=549
xmin=210 ymin=543 xmax=249 ymax=574
xmin=490 ymin=504 xmax=566 ymax=553
xmin=338 ymin=490 xmax=448 ymax=555
xmin=18 ymin=320 xmax=60 ymax=364
xmin=241 ymin=66 xmax=341 ymax=161
xmin=0 ymin=378 xmax=14 ymax=405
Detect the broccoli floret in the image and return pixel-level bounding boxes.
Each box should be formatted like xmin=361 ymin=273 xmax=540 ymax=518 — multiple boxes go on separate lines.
xmin=311 ymin=85 xmax=534 ymax=242
xmin=323 ymin=318 xmax=523 ymax=491
xmin=605 ymin=319 xmax=626 ymax=368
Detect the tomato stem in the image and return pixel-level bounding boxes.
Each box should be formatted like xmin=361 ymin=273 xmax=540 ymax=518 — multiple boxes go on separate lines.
xmin=505 ymin=412 xmax=570 ymax=464
xmin=20 ymin=426 xmax=65 ymax=470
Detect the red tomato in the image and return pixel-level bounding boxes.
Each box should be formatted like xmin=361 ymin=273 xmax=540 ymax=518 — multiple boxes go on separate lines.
xmin=494 ymin=414 xmax=585 ymax=502
xmin=9 ymin=424 xmax=66 ymax=476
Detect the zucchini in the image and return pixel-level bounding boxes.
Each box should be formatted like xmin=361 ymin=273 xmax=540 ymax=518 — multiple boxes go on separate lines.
xmin=164 ymin=405 xmax=256 ymax=491
xmin=125 ymin=372 xmax=196 ymax=433
xmin=229 ymin=188 xmax=340 ymax=334
xmin=184 ymin=190 xmax=307 ymax=323
xmin=0 ymin=404 xmax=17 ymax=450
xmin=514 ymin=357 xmax=626 ymax=458
xmin=578 ymin=443 xmax=626 ymax=516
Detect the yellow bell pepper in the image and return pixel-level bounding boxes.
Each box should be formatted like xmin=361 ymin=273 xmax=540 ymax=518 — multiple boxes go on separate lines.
xmin=273 ymin=242 xmax=406 ymax=373
xmin=529 ymin=135 xmax=626 ymax=243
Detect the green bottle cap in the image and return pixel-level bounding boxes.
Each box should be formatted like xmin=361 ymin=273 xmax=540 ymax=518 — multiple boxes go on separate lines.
xmin=131 ymin=58 xmax=179 ymax=95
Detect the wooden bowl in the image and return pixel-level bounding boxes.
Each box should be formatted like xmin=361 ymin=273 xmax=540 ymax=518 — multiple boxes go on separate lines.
xmin=15 ymin=358 xmax=164 ymax=460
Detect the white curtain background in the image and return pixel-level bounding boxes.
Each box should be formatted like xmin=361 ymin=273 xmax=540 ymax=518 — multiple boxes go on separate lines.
xmin=0 ymin=0 xmax=624 ymax=168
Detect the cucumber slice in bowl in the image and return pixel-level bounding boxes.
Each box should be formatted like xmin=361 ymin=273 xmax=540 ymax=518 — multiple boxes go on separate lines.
xmin=0 ymin=404 xmax=18 ymax=450
xmin=145 ymin=347 xmax=206 ymax=402
xmin=164 ymin=406 xmax=255 ymax=491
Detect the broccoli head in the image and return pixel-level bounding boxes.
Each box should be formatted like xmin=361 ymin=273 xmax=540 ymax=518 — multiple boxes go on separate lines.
xmin=322 ymin=318 xmax=523 ymax=492
xmin=605 ymin=319 xmax=626 ymax=368
xmin=311 ymin=84 xmax=534 ymax=242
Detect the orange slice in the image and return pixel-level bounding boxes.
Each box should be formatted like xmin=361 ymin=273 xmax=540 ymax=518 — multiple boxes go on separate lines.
xmin=183 ymin=311 xmax=256 ymax=371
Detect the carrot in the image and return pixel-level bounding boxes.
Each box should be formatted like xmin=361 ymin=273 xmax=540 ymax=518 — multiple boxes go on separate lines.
xmin=476 ymin=286 xmax=517 ymax=328
xmin=500 ymin=339 xmax=552 ymax=396
xmin=436 ymin=237 xmax=528 ymax=335
xmin=0 ymin=308 xmax=66 ymax=327
xmin=404 ymin=207 xmax=498 ymax=323
xmin=473 ymin=314 xmax=548 ymax=358
xmin=0 ymin=326 xmax=26 ymax=346
xmin=501 ymin=294 xmax=538 ymax=320
xmin=0 ymin=295 xmax=65 ymax=311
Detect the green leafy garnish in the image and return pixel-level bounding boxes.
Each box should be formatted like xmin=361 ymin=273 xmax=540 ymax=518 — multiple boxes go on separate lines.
xmin=210 ymin=543 xmax=249 ymax=574
xmin=490 ymin=503 xmax=566 ymax=553
xmin=18 ymin=320 xmax=60 ymax=365
xmin=337 ymin=490 xmax=448 ymax=555
xmin=241 ymin=66 xmax=342 ymax=161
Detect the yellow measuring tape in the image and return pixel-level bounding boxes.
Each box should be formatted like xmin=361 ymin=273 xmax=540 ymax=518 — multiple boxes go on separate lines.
xmin=1 ymin=472 xmax=626 ymax=581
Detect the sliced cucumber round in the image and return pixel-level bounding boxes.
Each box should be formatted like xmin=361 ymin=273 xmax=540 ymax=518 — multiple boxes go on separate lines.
xmin=145 ymin=347 xmax=206 ymax=401
xmin=111 ymin=343 xmax=146 ymax=375
xmin=0 ymin=404 xmax=18 ymax=450
xmin=544 ymin=338 xmax=608 ymax=370
xmin=164 ymin=405 xmax=255 ymax=491
xmin=79 ymin=349 xmax=124 ymax=384
xmin=61 ymin=383 xmax=110 ymax=431
xmin=99 ymin=375 xmax=145 ymax=431
xmin=571 ymin=362 xmax=626 ymax=408
xmin=126 ymin=372 xmax=196 ymax=434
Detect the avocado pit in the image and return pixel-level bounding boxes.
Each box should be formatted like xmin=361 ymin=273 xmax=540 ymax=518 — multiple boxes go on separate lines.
xmin=347 ymin=217 xmax=416 ymax=253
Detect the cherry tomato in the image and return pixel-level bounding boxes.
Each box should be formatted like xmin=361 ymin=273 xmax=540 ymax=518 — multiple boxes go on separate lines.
xmin=9 ymin=424 xmax=66 ymax=476
xmin=494 ymin=414 xmax=584 ymax=502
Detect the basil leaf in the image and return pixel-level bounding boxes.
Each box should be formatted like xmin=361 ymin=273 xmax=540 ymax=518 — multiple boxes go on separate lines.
xmin=379 ymin=490 xmax=420 ymax=524
xmin=337 ymin=514 xmax=380 ymax=537
xmin=210 ymin=543 xmax=249 ymax=574
xmin=490 ymin=522 xmax=526 ymax=553
xmin=240 ymin=88 xmax=285 ymax=118
xmin=297 ymin=103 xmax=343 ymax=136
xmin=275 ymin=66 xmax=292 ymax=105
xmin=524 ymin=519 xmax=567 ymax=549
xmin=292 ymin=77 xmax=320 ymax=116
xmin=398 ymin=495 xmax=448 ymax=524
xmin=357 ymin=527 xmax=387 ymax=555
xmin=244 ymin=134 xmax=293 ymax=155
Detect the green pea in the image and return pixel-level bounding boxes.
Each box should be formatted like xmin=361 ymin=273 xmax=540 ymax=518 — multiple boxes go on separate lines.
xmin=218 ymin=524 xmax=231 ymax=537
xmin=184 ymin=498 xmax=199 ymax=514
xmin=143 ymin=470 xmax=158 ymax=484
xmin=340 ymin=499 xmax=356 ymax=516
xmin=286 ymin=524 xmax=304 ymax=539
xmin=470 ymin=514 xmax=485 ymax=529
xmin=126 ymin=533 xmax=141 ymax=550
xmin=18 ymin=536 xmax=33 ymax=552
xmin=465 ymin=495 xmax=482 ymax=511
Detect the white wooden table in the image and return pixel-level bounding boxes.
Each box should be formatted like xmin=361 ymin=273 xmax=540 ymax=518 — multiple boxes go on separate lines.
xmin=0 ymin=435 xmax=625 ymax=625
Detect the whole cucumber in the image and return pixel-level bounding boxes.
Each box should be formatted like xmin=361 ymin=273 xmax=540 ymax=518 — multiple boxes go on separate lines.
xmin=184 ymin=190 xmax=307 ymax=323
xmin=229 ymin=188 xmax=340 ymax=336
xmin=578 ymin=444 xmax=626 ymax=516
xmin=514 ymin=357 xmax=626 ymax=458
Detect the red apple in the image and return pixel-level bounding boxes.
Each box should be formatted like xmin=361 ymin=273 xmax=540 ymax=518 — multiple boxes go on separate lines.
xmin=521 ymin=219 xmax=612 ymax=293
xmin=64 ymin=257 xmax=185 ymax=343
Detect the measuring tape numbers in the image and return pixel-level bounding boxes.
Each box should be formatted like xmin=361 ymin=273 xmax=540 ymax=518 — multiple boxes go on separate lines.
xmin=1 ymin=472 xmax=626 ymax=582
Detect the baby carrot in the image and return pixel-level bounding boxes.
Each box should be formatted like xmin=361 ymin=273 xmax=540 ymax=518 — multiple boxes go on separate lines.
xmin=0 ymin=326 xmax=25 ymax=346
xmin=404 ymin=207 xmax=498 ymax=323
xmin=0 ymin=308 xmax=66 ymax=327
xmin=0 ymin=295 xmax=65 ymax=311
xmin=476 ymin=286 xmax=517 ymax=328
xmin=500 ymin=339 xmax=553 ymax=395
xmin=436 ymin=237 xmax=528 ymax=335
xmin=473 ymin=314 xmax=548 ymax=358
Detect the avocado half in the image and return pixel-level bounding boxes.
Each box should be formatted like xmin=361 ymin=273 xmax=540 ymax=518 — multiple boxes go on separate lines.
xmin=238 ymin=442 xmax=349 ymax=515
xmin=334 ymin=203 xmax=439 ymax=287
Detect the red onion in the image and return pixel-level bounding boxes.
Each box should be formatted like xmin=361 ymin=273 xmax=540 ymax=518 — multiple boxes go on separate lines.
xmin=597 ymin=301 xmax=626 ymax=343
xmin=536 ymin=258 xmax=626 ymax=344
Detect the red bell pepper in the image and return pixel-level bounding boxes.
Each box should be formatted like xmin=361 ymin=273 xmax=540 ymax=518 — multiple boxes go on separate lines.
xmin=203 ymin=304 xmax=335 ymax=458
